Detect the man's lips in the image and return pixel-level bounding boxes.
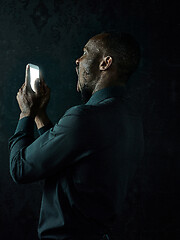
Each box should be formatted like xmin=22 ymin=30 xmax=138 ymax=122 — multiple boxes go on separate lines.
xmin=76 ymin=67 xmax=80 ymax=92
xmin=76 ymin=67 xmax=79 ymax=75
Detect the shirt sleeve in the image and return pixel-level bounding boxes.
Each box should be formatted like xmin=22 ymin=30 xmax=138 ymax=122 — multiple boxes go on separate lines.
xmin=8 ymin=106 xmax=91 ymax=184
xmin=38 ymin=121 xmax=54 ymax=136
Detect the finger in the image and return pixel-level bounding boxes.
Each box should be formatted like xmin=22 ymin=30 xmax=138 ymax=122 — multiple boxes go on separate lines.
xmin=33 ymin=78 xmax=40 ymax=94
xmin=25 ymin=64 xmax=30 ymax=87
xmin=19 ymin=82 xmax=24 ymax=89
xmin=39 ymin=70 xmax=43 ymax=80
xmin=21 ymin=82 xmax=28 ymax=94
xmin=39 ymin=71 xmax=46 ymax=86
xmin=40 ymin=80 xmax=48 ymax=93
xmin=45 ymin=87 xmax=51 ymax=97
xmin=21 ymin=83 xmax=25 ymax=90
xmin=38 ymin=71 xmax=45 ymax=88
xmin=47 ymin=86 xmax=50 ymax=92
xmin=43 ymin=83 xmax=49 ymax=93
xmin=19 ymin=87 xmax=23 ymax=93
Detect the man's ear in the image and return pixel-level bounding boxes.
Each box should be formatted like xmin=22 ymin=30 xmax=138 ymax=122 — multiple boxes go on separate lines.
xmin=99 ymin=56 xmax=113 ymax=71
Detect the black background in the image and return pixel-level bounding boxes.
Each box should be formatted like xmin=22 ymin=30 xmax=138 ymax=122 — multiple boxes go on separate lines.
xmin=0 ymin=0 xmax=179 ymax=239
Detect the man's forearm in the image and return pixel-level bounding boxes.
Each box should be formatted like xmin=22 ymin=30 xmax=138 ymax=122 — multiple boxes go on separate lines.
xmin=35 ymin=112 xmax=51 ymax=129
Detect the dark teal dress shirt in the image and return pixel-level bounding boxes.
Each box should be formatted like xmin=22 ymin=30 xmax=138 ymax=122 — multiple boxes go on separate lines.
xmin=9 ymin=86 xmax=144 ymax=240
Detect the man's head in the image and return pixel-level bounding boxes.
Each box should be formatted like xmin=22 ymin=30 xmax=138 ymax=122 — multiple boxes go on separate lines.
xmin=76 ymin=31 xmax=141 ymax=103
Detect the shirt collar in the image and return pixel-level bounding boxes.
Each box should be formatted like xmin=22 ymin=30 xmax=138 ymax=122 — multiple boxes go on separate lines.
xmin=85 ymin=85 xmax=127 ymax=105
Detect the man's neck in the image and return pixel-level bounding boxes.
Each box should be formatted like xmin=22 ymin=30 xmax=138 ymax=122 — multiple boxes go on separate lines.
xmin=92 ymin=73 xmax=127 ymax=95
xmin=92 ymin=80 xmax=126 ymax=95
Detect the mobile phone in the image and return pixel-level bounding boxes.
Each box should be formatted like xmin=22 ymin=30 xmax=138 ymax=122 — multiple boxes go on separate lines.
xmin=28 ymin=63 xmax=40 ymax=92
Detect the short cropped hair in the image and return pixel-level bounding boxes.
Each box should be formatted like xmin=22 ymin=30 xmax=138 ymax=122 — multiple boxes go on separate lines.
xmin=100 ymin=31 xmax=141 ymax=77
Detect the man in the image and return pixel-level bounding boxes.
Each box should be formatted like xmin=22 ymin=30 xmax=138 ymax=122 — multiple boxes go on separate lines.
xmin=9 ymin=31 xmax=144 ymax=240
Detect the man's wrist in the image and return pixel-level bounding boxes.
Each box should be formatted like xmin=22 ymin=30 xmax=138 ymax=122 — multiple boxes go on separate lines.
xmin=16 ymin=114 xmax=35 ymax=135
xmin=35 ymin=111 xmax=51 ymax=129
xmin=19 ymin=112 xmax=35 ymax=120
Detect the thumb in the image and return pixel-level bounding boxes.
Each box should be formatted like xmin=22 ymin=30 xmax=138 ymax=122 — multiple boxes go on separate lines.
xmin=34 ymin=78 xmax=41 ymax=94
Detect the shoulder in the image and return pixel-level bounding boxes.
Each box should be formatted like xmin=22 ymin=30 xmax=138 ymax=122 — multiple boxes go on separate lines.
xmin=56 ymin=105 xmax=92 ymax=131
xmin=63 ymin=104 xmax=94 ymax=118
xmin=52 ymin=105 xmax=96 ymax=143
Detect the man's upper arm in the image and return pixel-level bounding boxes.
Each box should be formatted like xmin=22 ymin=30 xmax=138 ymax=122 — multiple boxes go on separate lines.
xmin=9 ymin=106 xmax=89 ymax=184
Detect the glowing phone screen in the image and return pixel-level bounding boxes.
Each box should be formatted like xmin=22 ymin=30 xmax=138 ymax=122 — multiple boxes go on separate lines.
xmin=29 ymin=64 xmax=39 ymax=92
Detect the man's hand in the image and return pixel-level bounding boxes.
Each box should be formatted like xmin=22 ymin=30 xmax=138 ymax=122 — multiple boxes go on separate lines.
xmin=35 ymin=72 xmax=51 ymax=118
xmin=34 ymin=75 xmax=51 ymax=129
xmin=16 ymin=64 xmax=51 ymax=121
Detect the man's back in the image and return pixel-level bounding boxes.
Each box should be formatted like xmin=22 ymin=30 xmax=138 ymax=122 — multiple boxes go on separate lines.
xmin=37 ymin=86 xmax=144 ymax=239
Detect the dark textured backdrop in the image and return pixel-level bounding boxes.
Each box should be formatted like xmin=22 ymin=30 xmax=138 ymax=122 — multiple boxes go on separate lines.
xmin=0 ymin=0 xmax=179 ymax=239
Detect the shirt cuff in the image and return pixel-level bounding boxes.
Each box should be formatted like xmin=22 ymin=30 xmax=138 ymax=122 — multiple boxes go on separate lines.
xmin=38 ymin=122 xmax=53 ymax=135
xmin=15 ymin=116 xmax=35 ymax=136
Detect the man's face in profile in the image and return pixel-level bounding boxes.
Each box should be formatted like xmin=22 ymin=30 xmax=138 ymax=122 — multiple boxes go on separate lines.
xmin=75 ymin=35 xmax=103 ymax=103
